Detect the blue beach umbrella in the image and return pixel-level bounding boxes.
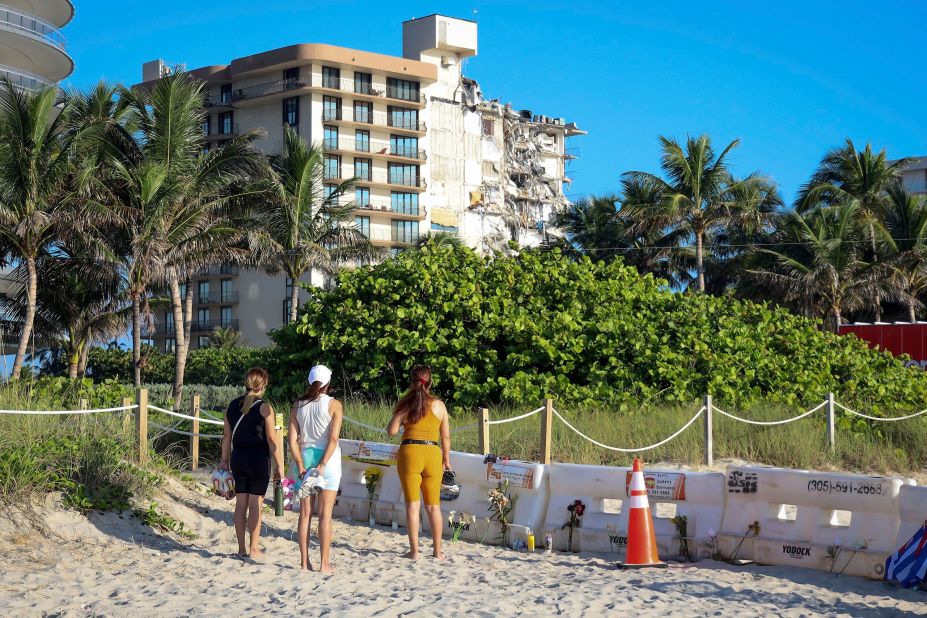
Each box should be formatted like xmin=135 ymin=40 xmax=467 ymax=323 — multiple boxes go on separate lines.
xmin=885 ymin=522 xmax=927 ymax=588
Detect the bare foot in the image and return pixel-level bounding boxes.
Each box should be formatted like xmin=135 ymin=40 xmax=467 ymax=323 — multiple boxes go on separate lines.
xmin=319 ymin=564 xmax=335 ymax=574
xmin=433 ymin=551 xmax=446 ymax=561
xmin=249 ymin=548 xmax=266 ymax=561
xmin=300 ymin=563 xmax=315 ymax=571
xmin=402 ymin=551 xmax=419 ymax=561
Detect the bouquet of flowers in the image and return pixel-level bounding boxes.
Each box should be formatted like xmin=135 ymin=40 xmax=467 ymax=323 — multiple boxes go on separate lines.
xmin=671 ymin=514 xmax=691 ymax=561
xmin=363 ymin=467 xmax=383 ymax=521
xmin=488 ymin=480 xmax=518 ymax=546
xmin=448 ymin=511 xmax=476 ymax=542
xmin=562 ymin=499 xmax=586 ymax=552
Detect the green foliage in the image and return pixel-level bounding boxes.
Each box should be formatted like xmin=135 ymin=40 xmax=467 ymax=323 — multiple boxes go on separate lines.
xmin=269 ymin=243 xmax=927 ymax=410
xmin=133 ymin=502 xmax=196 ymax=539
xmin=85 ymin=345 xmax=266 ymax=386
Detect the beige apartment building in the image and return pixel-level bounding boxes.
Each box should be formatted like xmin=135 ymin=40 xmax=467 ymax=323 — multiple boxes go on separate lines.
xmin=139 ymin=14 xmax=583 ymax=351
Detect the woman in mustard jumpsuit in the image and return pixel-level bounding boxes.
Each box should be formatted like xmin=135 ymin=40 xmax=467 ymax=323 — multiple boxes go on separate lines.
xmin=387 ymin=366 xmax=452 ymax=560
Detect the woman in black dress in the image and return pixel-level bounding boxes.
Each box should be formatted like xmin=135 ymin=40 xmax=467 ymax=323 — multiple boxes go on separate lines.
xmin=220 ymin=367 xmax=284 ymax=559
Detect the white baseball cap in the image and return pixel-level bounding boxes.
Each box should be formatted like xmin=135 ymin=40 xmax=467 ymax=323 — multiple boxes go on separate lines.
xmin=308 ymin=364 xmax=332 ymax=386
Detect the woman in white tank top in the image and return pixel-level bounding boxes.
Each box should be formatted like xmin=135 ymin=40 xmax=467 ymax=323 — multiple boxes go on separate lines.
xmin=287 ymin=365 xmax=343 ymax=574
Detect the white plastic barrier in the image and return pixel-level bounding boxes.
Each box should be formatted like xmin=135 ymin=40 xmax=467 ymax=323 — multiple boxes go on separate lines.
xmin=332 ymin=441 xmax=548 ymax=546
xmin=894 ymin=484 xmax=927 ymax=551
xmin=718 ymin=465 xmax=911 ymax=578
xmin=543 ymin=462 xmax=724 ymax=556
xmin=332 ymin=439 xmax=404 ymax=524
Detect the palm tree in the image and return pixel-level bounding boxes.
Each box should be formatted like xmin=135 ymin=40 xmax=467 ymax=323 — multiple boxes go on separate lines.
xmin=209 ymin=326 xmax=243 ymax=350
xmin=0 ymin=80 xmax=75 ymax=379
xmin=622 ymin=135 xmax=775 ymax=292
xmin=263 ymin=126 xmax=380 ymax=324
xmin=798 ymin=139 xmax=913 ymax=320
xmin=747 ymin=201 xmax=885 ymax=331
xmin=875 ymin=183 xmax=927 ymax=322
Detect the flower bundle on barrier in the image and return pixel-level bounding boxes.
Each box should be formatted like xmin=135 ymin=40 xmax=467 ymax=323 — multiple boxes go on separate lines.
xmin=672 ymin=514 xmax=691 ymax=561
xmin=363 ymin=467 xmax=383 ymax=520
xmin=562 ymin=499 xmax=585 ymax=552
xmin=704 ymin=527 xmax=722 ymax=560
xmin=728 ymin=521 xmax=760 ymax=563
xmin=448 ymin=511 xmax=476 ymax=542
xmin=488 ymin=480 xmax=517 ymax=546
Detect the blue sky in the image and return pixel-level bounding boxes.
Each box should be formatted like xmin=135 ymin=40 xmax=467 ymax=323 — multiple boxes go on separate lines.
xmin=66 ymin=0 xmax=926 ymax=205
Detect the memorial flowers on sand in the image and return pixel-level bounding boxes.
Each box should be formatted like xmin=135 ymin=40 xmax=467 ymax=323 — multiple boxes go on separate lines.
xmin=562 ymin=499 xmax=585 ymax=552
xmin=488 ymin=480 xmax=517 ymax=546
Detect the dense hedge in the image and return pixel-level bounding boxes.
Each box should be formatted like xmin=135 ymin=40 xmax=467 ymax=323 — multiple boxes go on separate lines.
xmin=268 ymin=244 xmax=927 ymax=410
xmin=85 ymin=345 xmax=267 ymax=386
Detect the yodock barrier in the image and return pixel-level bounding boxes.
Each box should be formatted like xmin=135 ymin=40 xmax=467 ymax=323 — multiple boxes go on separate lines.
xmin=894 ymin=484 xmax=927 ymax=553
xmin=718 ymin=465 xmax=912 ymax=578
xmin=334 ymin=439 xmax=404 ymax=525
xmin=543 ymin=462 xmax=724 ymax=556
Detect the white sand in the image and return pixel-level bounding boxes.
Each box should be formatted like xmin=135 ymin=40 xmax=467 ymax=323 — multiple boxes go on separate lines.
xmin=1 ymin=476 xmax=923 ymax=617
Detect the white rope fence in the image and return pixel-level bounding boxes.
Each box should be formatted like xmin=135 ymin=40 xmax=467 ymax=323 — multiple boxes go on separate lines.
xmin=712 ymin=401 xmax=827 ymax=426
xmin=486 ymin=406 xmax=544 ymax=425
xmin=148 ymin=405 xmax=225 ymax=426
xmin=149 ymin=421 xmax=222 ymax=439
xmin=553 ymin=406 xmax=706 ymax=453
xmin=0 ymin=404 xmax=137 ymax=415
xmin=834 ymin=402 xmax=927 ymax=422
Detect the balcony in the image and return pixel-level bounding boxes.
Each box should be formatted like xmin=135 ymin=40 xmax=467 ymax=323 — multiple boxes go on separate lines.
xmin=324 ymin=169 xmax=424 ymax=191
xmin=325 ymin=109 xmax=426 ymax=135
xmin=344 ymin=197 xmax=426 ymax=220
xmin=0 ymin=63 xmax=52 ymax=92
xmin=0 ymin=4 xmax=72 ymax=82
xmin=322 ymin=137 xmax=426 ymax=162
xmin=197 ymin=291 xmax=240 ymax=305
xmin=204 ymin=122 xmax=239 ymax=141
xmin=191 ymin=319 xmax=239 ymax=333
xmin=368 ymin=228 xmax=419 ymax=247
xmin=203 ymin=93 xmax=234 ymax=110
xmin=231 ymin=77 xmax=309 ymax=103
xmin=316 ymin=75 xmax=426 ymax=107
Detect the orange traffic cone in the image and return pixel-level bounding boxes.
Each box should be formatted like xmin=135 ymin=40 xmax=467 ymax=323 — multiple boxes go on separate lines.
xmin=617 ymin=457 xmax=667 ymax=569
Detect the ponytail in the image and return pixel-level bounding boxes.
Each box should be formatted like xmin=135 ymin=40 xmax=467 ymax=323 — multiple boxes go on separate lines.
xmin=241 ymin=367 xmax=269 ymax=414
xmin=393 ymin=365 xmax=434 ymax=425
xmin=297 ymin=381 xmax=328 ymax=404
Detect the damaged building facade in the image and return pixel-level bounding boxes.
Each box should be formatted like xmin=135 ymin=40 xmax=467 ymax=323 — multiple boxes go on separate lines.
xmin=408 ymin=16 xmax=585 ymax=251
xmin=137 ymin=13 xmax=583 ymax=349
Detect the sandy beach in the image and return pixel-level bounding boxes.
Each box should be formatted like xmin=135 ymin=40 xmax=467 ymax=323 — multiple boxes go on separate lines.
xmin=1 ymin=475 xmax=922 ymax=618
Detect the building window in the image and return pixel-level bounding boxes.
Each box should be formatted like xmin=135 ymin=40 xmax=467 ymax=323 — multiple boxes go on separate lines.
xmin=354 ymin=158 xmax=371 ymax=181
xmin=197 ymin=280 xmax=209 ymax=302
xmin=282 ymin=299 xmax=292 ymax=324
xmin=283 ymin=96 xmax=299 ymax=127
xmin=220 ymin=84 xmax=232 ymax=104
xmin=390 ymin=135 xmax=418 ymax=158
xmin=198 ymin=307 xmax=210 ymax=324
xmin=202 ymin=115 xmax=211 ymax=136
xmin=482 ymin=117 xmax=494 ymax=136
xmin=322 ymin=96 xmax=341 ymax=122
xmin=164 ymin=312 xmax=175 ymax=334
xmin=220 ymin=279 xmax=233 ymax=302
xmin=283 ymin=67 xmax=299 ymax=84
xmin=324 ymin=155 xmax=341 ymax=180
xmin=355 ymin=188 xmax=370 ymax=208
xmin=355 ymin=130 xmax=369 ymax=153
xmin=322 ymin=66 xmax=341 ymax=90
xmin=388 ymin=106 xmax=418 ymax=130
xmin=389 ymin=247 xmax=405 ymax=258
xmin=392 ymin=220 xmax=419 ymax=244
xmin=323 ymin=125 xmax=338 ymax=150
xmin=354 ymin=72 xmax=372 ymax=94
xmin=355 ymin=215 xmax=370 ymax=237
xmin=220 ymin=306 xmax=233 ymax=327
xmin=164 ymin=338 xmax=176 ymax=353
xmin=388 ymin=163 xmax=418 ymax=187
xmin=391 ymin=192 xmax=419 ymax=215
xmin=198 ymin=335 xmax=211 ymax=348
xmin=324 ymin=185 xmax=336 ymax=198
xmin=387 ymin=77 xmax=420 ymax=102
xmin=353 ymin=101 xmax=372 ymax=124
xmin=219 ymin=111 xmax=233 ymax=134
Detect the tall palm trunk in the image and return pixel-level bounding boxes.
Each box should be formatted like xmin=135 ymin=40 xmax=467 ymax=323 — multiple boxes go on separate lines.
xmin=131 ymin=292 xmax=142 ymax=388
xmin=77 ymin=335 xmax=91 ymax=377
xmin=67 ymin=338 xmax=81 ymax=379
xmin=695 ymin=231 xmax=705 ymax=293
xmin=289 ymin=272 xmax=300 ymax=324
xmin=11 ymin=256 xmax=38 ymax=380
xmin=183 ymin=282 xmax=194 ymax=360
xmin=169 ymin=275 xmax=187 ymax=409
xmin=908 ymin=298 xmax=917 ymax=323
xmin=869 ymin=223 xmax=881 ymax=321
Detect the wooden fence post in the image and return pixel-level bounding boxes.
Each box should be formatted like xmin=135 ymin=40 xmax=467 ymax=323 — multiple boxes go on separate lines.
xmin=826 ymin=393 xmax=836 ymax=453
xmin=478 ymin=407 xmax=490 ymax=455
xmin=540 ymin=398 xmax=553 ymax=465
xmin=190 ymin=393 xmax=201 ymax=470
xmin=703 ymin=394 xmax=713 ymax=467
xmin=136 ymin=388 xmax=148 ymax=466
xmin=78 ymin=398 xmax=88 ymax=410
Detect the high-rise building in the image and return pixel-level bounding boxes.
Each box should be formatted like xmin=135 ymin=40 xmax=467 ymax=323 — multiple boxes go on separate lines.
xmin=900 ymin=157 xmax=927 ymax=195
xmin=138 ymin=14 xmax=583 ymax=350
xmin=0 ymin=1 xmax=74 ymax=90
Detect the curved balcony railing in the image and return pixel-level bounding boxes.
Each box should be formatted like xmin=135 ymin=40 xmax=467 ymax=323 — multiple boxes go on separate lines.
xmin=0 ymin=5 xmax=67 ymax=51
xmin=0 ymin=63 xmax=53 ymax=92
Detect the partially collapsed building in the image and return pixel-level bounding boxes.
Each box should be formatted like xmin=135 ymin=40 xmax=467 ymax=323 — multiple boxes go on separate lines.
xmin=137 ymin=13 xmax=584 ymax=349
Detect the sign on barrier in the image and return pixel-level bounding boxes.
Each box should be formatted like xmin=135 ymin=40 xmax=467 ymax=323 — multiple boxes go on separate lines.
xmin=487 ymin=460 xmax=537 ymax=489
xmin=718 ymin=464 xmax=911 ymax=579
xmin=345 ymin=441 xmax=399 ymax=466
xmin=543 ymin=462 xmax=724 ymax=555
